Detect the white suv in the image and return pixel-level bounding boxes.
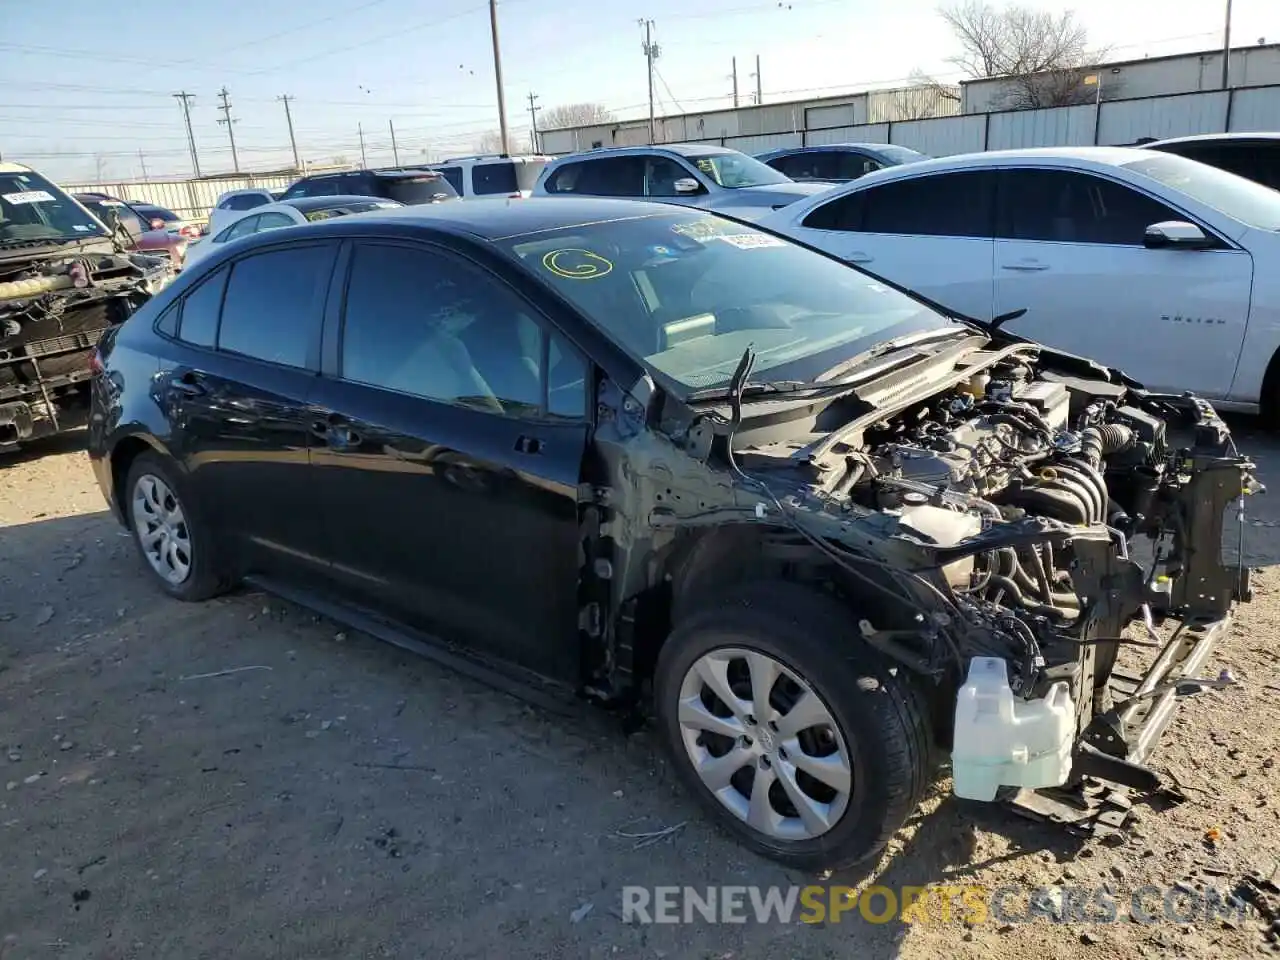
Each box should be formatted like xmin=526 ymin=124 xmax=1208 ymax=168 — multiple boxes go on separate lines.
xmin=428 ymin=154 xmax=551 ymax=199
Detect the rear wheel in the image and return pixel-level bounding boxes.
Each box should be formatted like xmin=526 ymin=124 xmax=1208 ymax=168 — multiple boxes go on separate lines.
xmin=655 ymin=580 xmax=933 ymax=870
xmin=124 ymin=452 xmax=232 ymax=601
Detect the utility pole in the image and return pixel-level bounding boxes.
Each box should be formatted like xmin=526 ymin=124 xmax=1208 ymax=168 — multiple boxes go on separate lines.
xmin=216 ymin=87 xmax=240 ymax=173
xmin=488 ymin=0 xmax=511 ymax=154
xmin=389 ymin=119 xmax=400 ymax=166
xmin=639 ymin=19 xmax=660 ymax=143
xmin=731 ymin=56 xmax=740 ymax=108
xmin=278 ymin=94 xmax=300 ymax=170
xmin=173 ymin=91 xmax=202 ymax=178
xmin=358 ymin=123 xmax=368 ymax=168
xmin=526 ymin=91 xmax=541 ymax=153
xmin=138 ymin=150 xmax=149 ymax=181
xmin=1221 ymin=0 xmax=1234 ymax=89
xmin=753 ymin=55 xmax=762 ymax=105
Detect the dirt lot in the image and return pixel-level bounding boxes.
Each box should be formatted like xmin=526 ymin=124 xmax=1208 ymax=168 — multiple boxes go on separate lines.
xmin=2 ymin=426 xmax=1280 ymax=960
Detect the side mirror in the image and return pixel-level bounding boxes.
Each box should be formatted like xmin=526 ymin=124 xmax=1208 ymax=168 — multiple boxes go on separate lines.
xmin=1144 ymin=220 xmax=1214 ymax=250
xmin=99 ymin=205 xmax=122 ymax=232
xmin=150 ymin=218 xmax=166 ymax=231
xmin=673 ymin=177 xmax=702 ymax=194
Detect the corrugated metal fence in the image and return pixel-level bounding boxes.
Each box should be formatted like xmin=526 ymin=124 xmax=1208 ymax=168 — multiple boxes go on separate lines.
xmin=542 ymin=83 xmax=1280 ymax=158
xmin=60 ymin=173 xmax=297 ymax=224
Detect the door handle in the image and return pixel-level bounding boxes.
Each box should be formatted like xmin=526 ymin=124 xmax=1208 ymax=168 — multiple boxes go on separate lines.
xmin=168 ymin=371 xmax=206 ymax=396
xmin=845 ymin=251 xmax=874 ymax=264
xmin=514 ymin=434 xmax=543 ymax=455
xmin=311 ymin=415 xmax=362 ymax=450
xmin=1000 ymin=261 xmax=1049 ymax=272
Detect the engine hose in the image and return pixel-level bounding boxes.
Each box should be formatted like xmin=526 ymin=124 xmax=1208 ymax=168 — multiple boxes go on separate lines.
xmin=1079 ymin=424 xmax=1135 ymax=469
xmin=986 ymin=574 xmax=1069 ymax=620
xmin=979 ymin=400 xmax=1055 ymax=437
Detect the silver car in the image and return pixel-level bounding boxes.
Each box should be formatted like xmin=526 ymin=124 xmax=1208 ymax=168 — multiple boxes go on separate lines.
xmin=532 ymin=144 xmax=832 ymax=221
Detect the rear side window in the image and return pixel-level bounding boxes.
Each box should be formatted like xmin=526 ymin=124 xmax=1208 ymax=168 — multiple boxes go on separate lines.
xmin=862 ymin=171 xmax=994 ymax=237
xmin=176 ymin=267 xmax=227 ymax=347
xmin=544 ymin=157 xmax=644 ymax=197
xmin=473 ymin=161 xmax=518 ymax=195
xmin=999 ymin=169 xmax=1179 ymax=245
xmin=435 ymin=166 xmax=464 ymax=194
xmin=216 ymin=244 xmax=333 ymax=368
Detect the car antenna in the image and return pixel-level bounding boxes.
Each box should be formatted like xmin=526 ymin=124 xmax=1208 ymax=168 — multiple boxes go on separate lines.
xmin=724 ymin=344 xmax=756 ymax=478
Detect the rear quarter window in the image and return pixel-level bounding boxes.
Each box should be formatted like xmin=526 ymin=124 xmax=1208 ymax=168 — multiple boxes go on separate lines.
xmin=473 ymin=162 xmax=518 ymax=195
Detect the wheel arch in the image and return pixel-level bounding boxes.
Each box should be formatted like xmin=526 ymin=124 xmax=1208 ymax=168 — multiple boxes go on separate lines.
xmin=109 ymin=433 xmax=167 ymax=529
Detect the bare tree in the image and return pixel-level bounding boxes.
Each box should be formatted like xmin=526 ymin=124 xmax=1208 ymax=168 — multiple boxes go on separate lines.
xmin=539 ymin=102 xmax=615 ymax=131
xmin=474 ymin=129 xmax=522 ymax=155
xmin=938 ymin=1 xmax=1103 ymax=109
xmin=889 ymin=76 xmax=962 ymax=120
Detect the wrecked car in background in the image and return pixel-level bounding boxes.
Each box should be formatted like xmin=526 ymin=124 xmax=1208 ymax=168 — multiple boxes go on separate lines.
xmin=88 ymin=200 xmax=1260 ymax=869
xmin=1 ymin=162 xmax=170 ymax=452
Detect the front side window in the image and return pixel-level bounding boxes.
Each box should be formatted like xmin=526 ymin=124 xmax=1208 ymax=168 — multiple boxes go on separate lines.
xmin=339 ymin=242 xmax=586 ymax=418
xmin=684 ymin=151 xmax=791 ymax=188
xmin=496 ymin=209 xmax=951 ymax=394
xmin=645 ymin=157 xmax=695 ymax=198
xmin=435 ymin=166 xmax=464 ymax=194
xmin=254 ymin=212 xmax=296 ymax=232
xmin=1124 ymin=151 xmax=1280 ymax=227
xmin=1000 ymin=168 xmax=1180 ymax=245
xmin=217 ymin=245 xmax=332 ymax=368
xmin=176 ymin=267 xmax=228 ymax=348
xmin=801 ymin=190 xmax=866 ymax=231
xmin=216 ymin=215 xmax=260 ymax=242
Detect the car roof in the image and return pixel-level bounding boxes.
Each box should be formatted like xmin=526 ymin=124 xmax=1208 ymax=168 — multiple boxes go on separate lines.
xmin=761 ymin=143 xmax=902 ymax=155
xmin=827 ymin=145 xmax=1156 ymax=186
xmin=279 ymin=195 xmax=399 ymax=212
xmin=231 ymin=196 xmax=695 ymax=246
xmin=0 ymin=162 xmax=34 ymax=174
xmin=1142 ymin=131 xmax=1280 ymax=147
xmin=553 ymin=143 xmax=734 ymax=162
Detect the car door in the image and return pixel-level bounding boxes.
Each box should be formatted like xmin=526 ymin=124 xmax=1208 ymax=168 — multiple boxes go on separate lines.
xmin=155 ymin=241 xmax=337 ymax=578
xmin=308 ymin=239 xmax=592 ymax=680
xmin=992 ymin=167 xmax=1251 ymax=397
xmin=788 ymin=170 xmax=997 ymax=322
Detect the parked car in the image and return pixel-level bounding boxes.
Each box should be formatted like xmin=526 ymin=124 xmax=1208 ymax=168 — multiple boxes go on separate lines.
xmin=280 ymin=167 xmax=457 ymax=206
xmin=74 ymin=194 xmax=188 ymax=270
xmin=759 ymin=146 xmax=1280 ymax=414
xmin=0 ymin=163 xmax=169 ymax=451
xmin=532 ymin=144 xmax=831 ymax=220
xmin=428 ymin=153 xmax=552 ymax=199
xmin=130 ymin=201 xmax=202 ymax=241
xmin=87 ymin=198 xmax=1255 ymax=869
xmin=184 ymin=195 xmax=403 ymax=267
xmin=1138 ymin=132 xmax=1280 ymax=190
xmin=207 ymin=188 xmax=286 ymax=236
xmin=756 ymin=143 xmax=929 ymax=183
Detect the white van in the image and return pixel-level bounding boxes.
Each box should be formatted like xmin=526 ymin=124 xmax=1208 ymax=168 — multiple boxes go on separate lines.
xmin=428 ymin=154 xmax=552 ymax=200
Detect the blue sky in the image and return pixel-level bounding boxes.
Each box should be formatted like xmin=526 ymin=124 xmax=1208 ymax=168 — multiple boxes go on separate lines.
xmin=1 ymin=0 xmax=1272 ymax=181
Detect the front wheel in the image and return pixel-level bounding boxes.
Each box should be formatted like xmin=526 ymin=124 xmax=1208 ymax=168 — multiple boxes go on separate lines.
xmin=655 ymin=580 xmax=934 ymax=870
xmin=124 ymin=451 xmax=232 ymax=602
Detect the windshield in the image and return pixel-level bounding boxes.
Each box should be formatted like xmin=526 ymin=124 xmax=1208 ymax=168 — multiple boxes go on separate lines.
xmin=685 ymin=152 xmax=793 ymax=189
xmin=0 ymin=170 xmax=109 ymax=243
xmin=303 ymin=200 xmax=402 ymax=221
xmin=1122 ymin=153 xmax=1280 ymax=231
xmin=382 ymin=175 xmax=459 ymax=204
xmin=496 ymin=210 xmax=952 ymax=394
xmin=877 ymin=145 xmax=930 ymax=164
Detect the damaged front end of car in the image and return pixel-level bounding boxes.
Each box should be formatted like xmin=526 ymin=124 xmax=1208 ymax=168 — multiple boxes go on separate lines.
xmin=0 ymin=243 xmax=170 ymax=451
xmin=593 ymin=333 xmax=1260 ymax=834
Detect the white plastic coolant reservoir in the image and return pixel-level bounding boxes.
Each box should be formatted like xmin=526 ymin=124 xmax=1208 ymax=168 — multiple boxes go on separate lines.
xmin=951 ymin=657 xmax=1075 ymax=801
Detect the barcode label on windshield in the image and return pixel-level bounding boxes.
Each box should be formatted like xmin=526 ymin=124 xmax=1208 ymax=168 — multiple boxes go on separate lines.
xmin=718 ymin=233 xmax=785 ymax=249
xmin=3 ymin=190 xmax=56 ymax=205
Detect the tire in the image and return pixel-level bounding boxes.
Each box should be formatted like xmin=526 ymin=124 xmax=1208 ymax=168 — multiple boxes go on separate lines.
xmin=123 ymin=451 xmax=233 ymax=602
xmin=655 ymin=580 xmax=933 ymax=870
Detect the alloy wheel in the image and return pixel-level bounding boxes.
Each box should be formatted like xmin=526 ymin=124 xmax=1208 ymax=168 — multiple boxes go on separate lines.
xmin=131 ymin=473 xmax=193 ymax=585
xmin=676 ymin=647 xmax=853 ymax=841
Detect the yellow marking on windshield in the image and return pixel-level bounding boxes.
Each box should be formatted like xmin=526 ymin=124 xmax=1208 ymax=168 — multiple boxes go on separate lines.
xmin=542 ymin=248 xmax=613 ymax=280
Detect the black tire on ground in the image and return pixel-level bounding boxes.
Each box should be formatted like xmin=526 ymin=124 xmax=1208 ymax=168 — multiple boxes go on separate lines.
xmin=654 ymin=579 xmax=934 ymax=870
xmin=123 ymin=451 xmax=234 ymax=602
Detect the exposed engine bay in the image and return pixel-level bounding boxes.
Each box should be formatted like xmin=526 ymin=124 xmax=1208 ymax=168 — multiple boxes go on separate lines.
xmin=635 ymin=334 xmax=1262 ymax=828
xmin=0 ymin=246 xmax=169 ymax=450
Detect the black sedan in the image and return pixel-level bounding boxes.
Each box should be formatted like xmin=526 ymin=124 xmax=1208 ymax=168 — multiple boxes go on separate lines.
xmin=87 ymin=197 xmax=1245 ymax=869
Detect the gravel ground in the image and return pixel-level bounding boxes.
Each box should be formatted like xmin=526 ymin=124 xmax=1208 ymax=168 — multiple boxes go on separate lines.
xmin=2 ymin=424 xmax=1280 ymax=960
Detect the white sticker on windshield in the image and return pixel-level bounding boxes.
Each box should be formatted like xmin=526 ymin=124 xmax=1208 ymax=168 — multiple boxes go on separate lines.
xmin=3 ymin=190 xmax=56 ymax=205
xmin=72 ymin=224 xmax=90 ymax=232
xmin=718 ymin=233 xmax=785 ymax=249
